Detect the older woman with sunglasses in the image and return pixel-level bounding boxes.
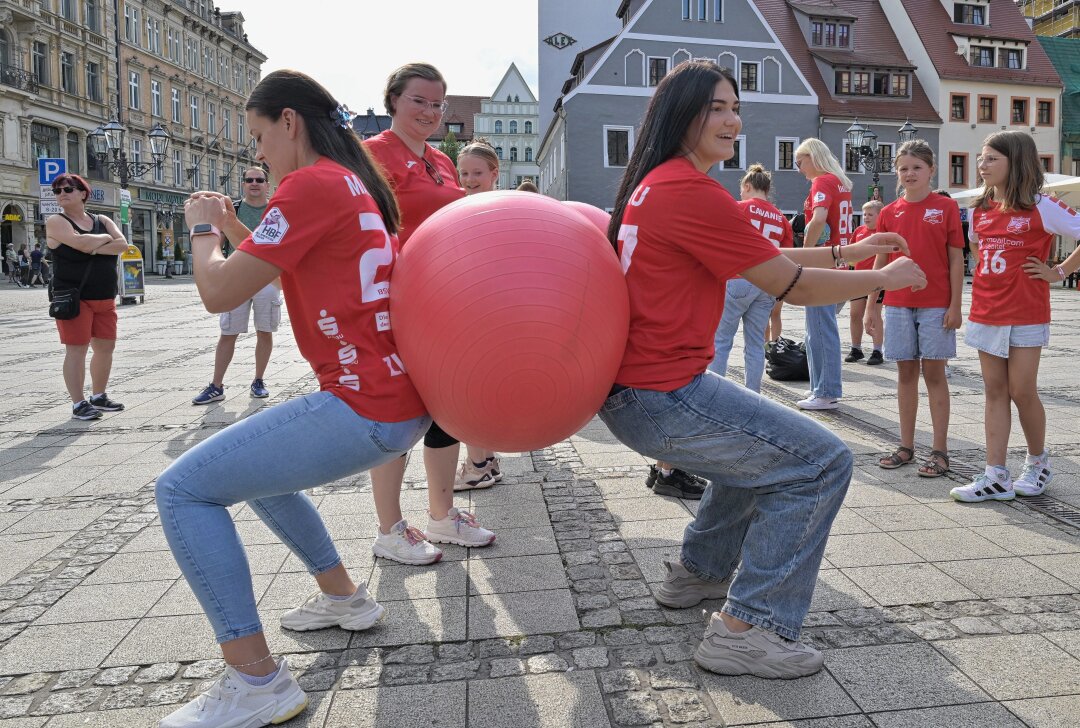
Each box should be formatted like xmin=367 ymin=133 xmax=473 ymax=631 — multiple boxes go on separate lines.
xmin=363 ymin=63 xmax=498 ymax=567
xmin=44 ymin=173 xmax=130 ymax=420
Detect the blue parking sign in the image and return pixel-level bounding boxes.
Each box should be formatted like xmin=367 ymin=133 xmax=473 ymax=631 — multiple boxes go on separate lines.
xmin=38 ymin=158 xmax=66 ymax=185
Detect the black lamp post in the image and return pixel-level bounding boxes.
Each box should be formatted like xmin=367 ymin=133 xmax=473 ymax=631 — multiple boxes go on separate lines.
xmin=155 ymin=202 xmax=177 ymax=278
xmin=88 ymin=117 xmax=171 ymax=241
xmin=844 ymin=118 xmax=919 ymax=198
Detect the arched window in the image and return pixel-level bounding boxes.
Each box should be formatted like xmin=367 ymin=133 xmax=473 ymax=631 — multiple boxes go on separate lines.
xmin=494 ymin=120 xmax=503 ymax=133
xmin=510 ymin=147 xmax=518 ymax=161
xmin=524 ymin=120 xmax=532 ymax=134
xmin=507 ymin=94 xmax=512 ymax=102
xmin=0 ymin=30 xmax=10 ymax=69
xmin=514 ymin=94 xmax=519 ymax=102
xmin=495 ymin=146 xmax=503 ymax=159
xmin=66 ymin=131 xmax=81 ymax=175
xmin=509 ymin=120 xmax=518 ymax=134
xmin=525 ymin=147 xmax=533 ymax=162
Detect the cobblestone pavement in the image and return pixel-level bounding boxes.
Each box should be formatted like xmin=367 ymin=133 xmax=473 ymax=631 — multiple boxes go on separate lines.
xmin=0 ymin=279 xmax=1079 ymax=727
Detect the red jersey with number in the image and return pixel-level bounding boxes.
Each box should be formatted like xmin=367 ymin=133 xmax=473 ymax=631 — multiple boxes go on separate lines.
xmin=852 ymin=224 xmax=875 ymax=270
xmin=615 ymin=157 xmax=781 ymax=390
xmin=732 ymin=199 xmax=792 ymax=279
xmin=238 ymin=157 xmax=426 ymax=421
xmin=876 ymin=193 xmax=964 ymax=308
xmin=803 ymin=173 xmax=853 ymax=250
xmin=364 ymin=130 xmax=464 ymax=245
xmin=969 ymin=195 xmax=1080 ymax=325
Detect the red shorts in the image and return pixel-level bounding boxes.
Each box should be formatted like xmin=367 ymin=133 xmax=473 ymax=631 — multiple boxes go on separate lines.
xmin=56 ymin=298 xmax=118 ymax=345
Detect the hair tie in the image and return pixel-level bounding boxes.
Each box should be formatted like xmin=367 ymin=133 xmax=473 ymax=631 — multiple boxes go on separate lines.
xmin=330 ymin=103 xmax=354 ymax=130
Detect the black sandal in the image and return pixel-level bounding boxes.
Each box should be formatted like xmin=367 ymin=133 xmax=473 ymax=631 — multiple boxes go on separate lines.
xmin=879 ymin=446 xmax=915 ymax=469
xmin=917 ymin=450 xmax=950 ymax=478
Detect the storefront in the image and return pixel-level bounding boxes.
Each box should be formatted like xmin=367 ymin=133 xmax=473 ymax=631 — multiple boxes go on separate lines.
xmin=135 ymin=188 xmax=187 ymax=273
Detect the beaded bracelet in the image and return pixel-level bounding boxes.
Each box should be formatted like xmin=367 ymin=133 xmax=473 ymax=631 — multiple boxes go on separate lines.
xmin=776 ymin=264 xmax=804 ymax=302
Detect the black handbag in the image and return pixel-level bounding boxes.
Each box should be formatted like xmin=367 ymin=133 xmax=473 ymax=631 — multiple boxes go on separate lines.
xmin=765 ymin=337 xmax=810 ymax=381
xmin=48 ymin=261 xmax=93 ymax=320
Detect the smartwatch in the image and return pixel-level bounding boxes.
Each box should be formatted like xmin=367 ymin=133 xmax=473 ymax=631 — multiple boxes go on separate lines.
xmin=190 ymin=223 xmax=222 ymax=238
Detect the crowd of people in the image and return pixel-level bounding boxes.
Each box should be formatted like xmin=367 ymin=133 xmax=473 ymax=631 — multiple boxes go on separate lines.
xmin=3 ymin=242 xmax=49 ymax=288
xmin=32 ymin=58 xmax=1080 ymax=728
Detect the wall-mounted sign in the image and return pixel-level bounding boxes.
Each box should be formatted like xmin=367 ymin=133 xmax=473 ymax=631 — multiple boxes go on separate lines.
xmin=543 ymin=32 xmax=577 ymax=50
xmin=3 ymin=213 xmax=21 ymax=222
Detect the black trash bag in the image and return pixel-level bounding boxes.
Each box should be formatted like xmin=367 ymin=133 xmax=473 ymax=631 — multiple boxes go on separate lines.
xmin=766 ymin=337 xmax=810 ymax=381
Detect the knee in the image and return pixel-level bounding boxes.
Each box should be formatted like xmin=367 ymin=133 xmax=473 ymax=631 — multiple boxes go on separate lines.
xmin=65 ymin=344 xmax=89 ymax=358
xmin=1008 ymin=385 xmax=1040 ymax=408
xmin=90 ymin=338 xmax=115 ymax=354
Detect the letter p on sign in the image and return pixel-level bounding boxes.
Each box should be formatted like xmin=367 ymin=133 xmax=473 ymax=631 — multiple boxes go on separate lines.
xmin=38 ymin=158 xmax=67 ymax=185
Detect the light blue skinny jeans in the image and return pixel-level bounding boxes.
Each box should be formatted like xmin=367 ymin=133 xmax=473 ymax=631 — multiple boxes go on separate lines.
xmin=599 ymin=371 xmax=852 ymax=640
xmin=155 ymin=390 xmax=430 ymax=642
xmin=804 ymin=303 xmax=843 ymax=399
xmin=709 ymin=278 xmax=775 ymax=393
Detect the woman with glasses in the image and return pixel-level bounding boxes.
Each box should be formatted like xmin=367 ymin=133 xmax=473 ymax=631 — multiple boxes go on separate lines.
xmin=44 ymin=173 xmax=130 ymax=420
xmin=364 ymin=63 xmax=497 ymax=566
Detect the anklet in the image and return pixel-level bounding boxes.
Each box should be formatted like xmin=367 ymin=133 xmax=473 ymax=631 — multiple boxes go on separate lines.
xmin=226 ymin=654 xmax=275 ymax=669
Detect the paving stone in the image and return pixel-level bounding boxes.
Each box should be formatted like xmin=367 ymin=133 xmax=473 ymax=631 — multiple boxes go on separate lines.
xmin=145 ymin=682 xmax=191 ymax=706
xmin=613 ymin=646 xmax=657 ymax=668
xmin=563 ymin=552 xmax=599 ymax=567
xmin=581 ymin=608 xmax=622 ymax=628
xmin=518 ymin=636 xmax=555 ymax=656
xmin=991 ymin=614 xmax=1040 ymax=634
xmin=599 ymin=669 xmax=640 ymax=693
xmin=659 ymin=642 xmax=696 ymax=663
xmin=0 ymin=608 xmax=44 ymax=625
xmin=298 ymin=670 xmax=337 ymax=691
xmin=1031 ymin=595 xmax=1080 ymax=612
xmin=51 ymin=670 xmax=97 ymax=691
xmin=660 ymin=689 xmax=710 ymax=724
xmin=576 ymin=594 xmax=611 ymax=611
xmin=468 ymin=672 xmax=608 ymax=728
xmin=649 ymin=664 xmax=698 ymax=690
xmin=437 ymin=642 xmax=473 ymax=661
xmin=384 ymin=644 xmax=434 ymax=665
xmin=30 ymin=688 xmax=104 ymax=715
xmin=475 ymin=639 xmax=513 ymax=658
xmin=133 ymin=662 xmax=181 ymax=683
xmin=882 ymin=605 xmax=925 ymax=623
xmin=339 ymin=665 xmax=381 ymax=690
xmin=380 ymin=664 xmax=429 ymax=686
xmin=93 ymin=666 xmax=139 ymax=686
xmin=572 ymin=579 xmax=610 ymax=593
xmin=642 ymin=626 xmax=685 ymax=644
xmin=1032 ymin=612 xmax=1080 ymax=630
xmin=431 ymin=660 xmax=479 ymax=682
xmin=907 ymin=620 xmax=960 ymax=641
xmin=182 ymin=659 xmax=225 ymax=680
xmin=935 ymin=634 xmax=1080 ymax=700
xmin=871 ymin=702 xmax=1027 ymax=728
xmin=610 ymin=581 xmax=650 ymax=600
xmin=619 ymin=609 xmax=667 ymax=625
xmin=601 ymin=551 xmax=635 ymax=565
xmin=0 ymin=675 xmax=50 ymax=696
xmin=571 ymin=647 xmax=609 ymax=669
xmin=610 ymin=691 xmax=660 ymax=725
xmin=603 ymin=628 xmax=643 ymax=646
xmin=567 ymin=565 xmax=607 ymax=580
xmin=557 ymin=632 xmax=596 ymax=650
xmin=526 ymin=654 xmax=568 ymax=674
xmin=609 ymin=565 xmax=642 ymax=580
xmin=0 ymin=696 xmax=32 ymax=719
xmin=835 ymin=608 xmax=885 ymax=627
xmin=101 ymin=685 xmax=143 ymax=710
xmin=952 ymin=616 xmax=1005 ymax=635
xmin=867 ymin=624 xmax=918 ymax=644
xmin=822 ymin=629 xmax=878 ymax=648
xmin=489 ymin=658 xmax=526 ymax=678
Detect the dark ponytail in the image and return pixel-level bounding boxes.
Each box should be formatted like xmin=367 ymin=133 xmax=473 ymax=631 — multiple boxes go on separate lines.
xmin=246 ymin=69 xmax=400 ymax=234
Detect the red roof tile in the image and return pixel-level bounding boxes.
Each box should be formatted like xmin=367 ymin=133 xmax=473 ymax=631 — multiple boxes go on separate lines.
xmin=427 ymin=95 xmax=484 ymax=143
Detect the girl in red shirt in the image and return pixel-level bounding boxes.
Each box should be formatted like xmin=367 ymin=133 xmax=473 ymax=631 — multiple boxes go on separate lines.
xmin=601 ymin=60 xmax=924 ymax=680
xmin=951 ymin=131 xmax=1080 ymax=502
xmin=850 ymin=199 xmax=884 ymax=365
xmin=868 ymin=140 xmax=965 ymax=478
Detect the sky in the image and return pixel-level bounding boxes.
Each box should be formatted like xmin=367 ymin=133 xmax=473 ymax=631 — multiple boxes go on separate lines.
xmin=223 ymin=1 xmax=540 ymax=113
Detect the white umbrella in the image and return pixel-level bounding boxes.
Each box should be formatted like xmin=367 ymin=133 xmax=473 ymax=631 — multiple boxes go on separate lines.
xmin=950 ymin=173 xmax=1080 ymax=208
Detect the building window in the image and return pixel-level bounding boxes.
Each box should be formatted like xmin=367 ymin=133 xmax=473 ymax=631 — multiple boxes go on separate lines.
xmin=167 ymin=27 xmax=181 ymax=63
xmin=86 ymin=61 xmax=100 ymax=101
xmin=681 ymin=0 xmax=690 ymax=20
xmin=1040 ymin=155 xmax=1053 ymax=173
xmin=154 ymin=155 xmax=164 ymax=184
xmin=722 ymin=135 xmax=745 ymax=169
xmin=495 ymin=120 xmax=503 ymax=133
xmin=524 ymin=120 xmax=533 ymax=134
xmin=223 ymin=108 xmax=232 ymax=140
xmin=510 ymin=120 xmax=518 ymax=134
xmin=838 ymin=24 xmax=850 ymax=48
xmin=173 ymin=150 xmax=183 ymax=186
xmin=66 ymin=131 xmax=80 ymax=175
xmin=714 ymin=0 xmax=724 ymax=21
xmin=950 ymin=153 xmax=968 ymax=187
xmin=60 ymin=0 xmax=76 ymax=21
xmin=185 ymin=38 xmax=198 ymax=71
xmin=844 ymin=142 xmax=861 ymax=173
xmin=776 ymin=138 xmax=797 ymax=170
xmin=876 ymin=143 xmax=894 ymax=170
xmin=811 ymin=21 xmax=822 ymax=46
xmin=954 ymin=3 xmax=985 ymax=24
xmin=208 ymin=158 xmax=217 ymax=191
xmin=823 ymin=22 xmax=835 ymax=46
xmin=131 ymin=138 xmax=142 ymax=167
xmin=697 ymin=0 xmax=707 ymax=20
xmin=978 ymin=95 xmax=996 ymax=123
xmin=32 ymin=41 xmax=48 ymax=85
xmin=190 ymin=95 xmax=200 ymax=129
xmin=495 ymin=146 xmax=503 ymax=159
xmin=124 ymin=5 xmax=140 ymax=45
xmin=525 ymin=147 xmax=533 ymax=162
xmin=1011 ymin=97 xmax=1028 ymax=125
xmin=238 ymin=115 xmax=245 ymax=144
xmin=190 ymin=153 xmax=201 ymax=188
xmin=1037 ymin=99 xmax=1054 ymax=126
xmin=951 ymin=94 xmax=969 ymax=122
xmin=648 ymin=57 xmax=668 ymax=87
xmin=31 ymin=123 xmax=61 ymax=166
xmin=1001 ymin=49 xmax=1022 ymax=70
xmin=147 ymin=17 xmax=161 ymax=55
xmin=171 ymin=88 xmax=181 ymax=122
xmin=510 ymin=146 xmax=519 ymax=161
xmin=128 ymin=70 xmax=140 ymax=110
xmin=604 ymin=126 xmax=632 ymax=167
xmin=970 ymin=46 xmax=994 ymax=67
xmin=151 ymin=80 xmax=161 ymax=117
xmin=208 ymin=101 xmax=216 ymax=135
xmin=740 ymin=62 xmax=759 ymax=92
xmin=61 ymin=52 xmax=76 ymax=93
xmin=86 ymin=0 xmax=100 ymax=32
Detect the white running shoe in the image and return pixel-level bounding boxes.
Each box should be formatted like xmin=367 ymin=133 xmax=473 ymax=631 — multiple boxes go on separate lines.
xmin=487 ymin=456 xmax=503 ymax=482
xmin=950 ymin=468 xmax=1014 ymax=503
xmin=158 ymin=659 xmax=307 ymax=728
xmin=280 ymin=585 xmax=384 ymax=632
xmin=694 ymin=612 xmax=824 ymax=679
xmin=453 ymin=460 xmax=496 ymax=491
xmin=372 ymin=519 xmax=443 ymax=565
xmin=1014 ymin=455 xmax=1052 ymax=497
xmin=797 ymin=396 xmax=839 ymax=411
xmin=426 ymin=507 xmax=496 ymax=547
xmin=654 ymin=560 xmax=731 ymax=609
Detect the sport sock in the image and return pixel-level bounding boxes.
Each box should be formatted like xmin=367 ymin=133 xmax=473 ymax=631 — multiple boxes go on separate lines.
xmin=236 ymin=664 xmax=279 ymax=686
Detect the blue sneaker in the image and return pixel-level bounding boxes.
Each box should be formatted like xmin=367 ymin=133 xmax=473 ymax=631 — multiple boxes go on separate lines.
xmin=250 ymin=379 xmax=270 ymax=398
xmin=192 ymin=383 xmax=225 ymax=405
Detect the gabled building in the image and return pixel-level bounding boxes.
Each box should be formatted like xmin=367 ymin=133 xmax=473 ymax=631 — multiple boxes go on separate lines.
xmin=471 ymin=63 xmax=540 ymax=189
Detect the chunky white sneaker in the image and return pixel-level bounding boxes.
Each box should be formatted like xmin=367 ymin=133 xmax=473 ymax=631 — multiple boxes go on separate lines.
xmin=453 ymin=460 xmax=496 ymax=491
xmin=372 ymin=519 xmax=443 ymax=565
xmin=797 ymin=395 xmax=839 ymax=411
xmin=950 ymin=468 xmax=1014 ymax=503
xmin=1014 ymin=455 xmax=1052 ymax=497
xmin=280 ymin=585 xmax=384 ymax=632
xmin=159 ymin=659 xmax=307 ymax=728
xmin=426 ymin=507 xmax=496 ymax=547
xmin=655 ymin=560 xmax=731 ymax=609
xmin=487 ymin=456 xmax=503 ymax=482
xmin=694 ymin=612 xmax=824 ymax=679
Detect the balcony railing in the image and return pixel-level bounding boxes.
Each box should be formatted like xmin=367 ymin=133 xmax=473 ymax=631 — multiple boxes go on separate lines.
xmin=0 ymin=63 xmax=38 ymax=93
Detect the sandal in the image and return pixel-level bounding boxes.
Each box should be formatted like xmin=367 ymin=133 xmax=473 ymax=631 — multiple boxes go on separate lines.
xmin=879 ymin=446 xmax=915 ymax=469
xmin=918 ymin=450 xmax=950 ymax=478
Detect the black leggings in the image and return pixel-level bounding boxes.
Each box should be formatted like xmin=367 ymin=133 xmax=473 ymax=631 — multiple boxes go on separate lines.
xmin=424 ymin=420 xmax=459 ymax=449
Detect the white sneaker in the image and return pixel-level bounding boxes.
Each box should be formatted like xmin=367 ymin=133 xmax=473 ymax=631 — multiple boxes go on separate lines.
xmin=372 ymin=519 xmax=443 ymax=565
xmin=694 ymin=612 xmax=824 ymax=679
xmin=453 ymin=460 xmax=496 ymax=491
xmin=280 ymin=585 xmax=384 ymax=632
xmin=797 ymin=396 xmax=839 ymax=410
xmin=1014 ymin=454 xmax=1052 ymax=497
xmin=950 ymin=468 xmax=1014 ymax=503
xmin=487 ymin=456 xmax=503 ymax=482
xmin=159 ymin=659 xmax=307 ymax=728
xmin=426 ymin=507 xmax=496 ymax=547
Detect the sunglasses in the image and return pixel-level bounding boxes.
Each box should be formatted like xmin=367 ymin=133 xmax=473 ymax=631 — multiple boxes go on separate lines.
xmin=52 ymin=186 xmax=81 ymax=194
xmin=423 ymin=158 xmax=444 ymax=186
xmin=244 ymin=177 xmax=266 ymax=183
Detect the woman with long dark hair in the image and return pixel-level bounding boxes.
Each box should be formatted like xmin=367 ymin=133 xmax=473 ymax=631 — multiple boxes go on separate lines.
xmin=156 ymin=70 xmax=431 ymax=728
xmin=601 ymin=60 xmax=925 ymax=679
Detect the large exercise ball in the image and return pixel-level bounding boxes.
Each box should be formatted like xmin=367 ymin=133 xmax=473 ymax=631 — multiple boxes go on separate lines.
xmin=563 ymin=200 xmax=612 ymax=234
xmin=391 ymin=191 xmax=629 ymax=452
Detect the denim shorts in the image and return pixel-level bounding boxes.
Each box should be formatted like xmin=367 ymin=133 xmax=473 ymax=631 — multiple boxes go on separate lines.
xmin=883 ymin=306 xmax=956 ymax=361
xmin=964 ymin=321 xmax=1050 ymax=359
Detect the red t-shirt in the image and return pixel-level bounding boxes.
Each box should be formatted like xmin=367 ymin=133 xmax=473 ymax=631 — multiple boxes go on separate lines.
xmin=852 ymin=224 xmax=875 ymax=270
xmin=363 ymin=130 xmax=464 ymax=245
xmin=733 ymin=198 xmax=792 ymax=279
xmin=803 ymin=173 xmax=853 ymax=250
xmin=876 ymin=193 xmax=964 ymax=308
xmin=969 ymin=194 xmax=1080 ymax=325
xmin=615 ymin=157 xmax=781 ymax=390
xmin=238 ymin=157 xmax=426 ymax=422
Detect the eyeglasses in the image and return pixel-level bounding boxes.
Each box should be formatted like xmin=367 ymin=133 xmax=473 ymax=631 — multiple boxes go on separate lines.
xmin=52 ymin=186 xmax=79 ymax=194
xmin=423 ymin=157 xmax=444 ymax=186
xmin=244 ymin=177 xmax=266 ymax=183
xmin=976 ymin=155 xmax=1002 ymax=166
xmin=403 ymin=94 xmax=449 ymax=114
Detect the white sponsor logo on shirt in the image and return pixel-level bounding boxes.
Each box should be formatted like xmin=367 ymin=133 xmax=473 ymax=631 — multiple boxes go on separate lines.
xmin=375 ymin=311 xmax=391 ymax=332
xmin=923 ymin=209 xmax=943 ymax=224
xmin=252 ymin=207 xmax=289 ymax=244
xmin=1006 ymin=217 xmax=1030 ymax=234
xmin=405 ymin=161 xmax=419 ymax=169
xmin=813 ymin=191 xmax=826 ymax=204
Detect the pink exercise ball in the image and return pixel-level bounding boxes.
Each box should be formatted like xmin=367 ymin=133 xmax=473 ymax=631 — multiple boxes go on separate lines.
xmin=563 ymin=200 xmax=612 ymax=234
xmin=390 ymin=191 xmax=629 ymax=452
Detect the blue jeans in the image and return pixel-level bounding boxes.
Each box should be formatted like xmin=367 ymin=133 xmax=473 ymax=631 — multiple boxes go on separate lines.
xmin=155 ymin=391 xmax=430 ymax=642
xmin=599 ymin=372 xmax=851 ymax=640
xmin=805 ymin=304 xmax=843 ymax=399
xmin=709 ymin=278 xmax=775 ymax=393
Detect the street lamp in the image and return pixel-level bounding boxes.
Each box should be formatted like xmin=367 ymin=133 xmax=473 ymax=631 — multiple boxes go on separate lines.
xmin=844 ymin=117 xmax=919 ymax=197
xmin=89 ymin=118 xmax=171 ymax=186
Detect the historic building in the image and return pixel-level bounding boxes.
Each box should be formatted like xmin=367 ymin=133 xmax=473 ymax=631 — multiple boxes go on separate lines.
xmin=1017 ymin=0 xmax=1080 ymax=39
xmin=472 ymin=64 xmax=540 ymax=189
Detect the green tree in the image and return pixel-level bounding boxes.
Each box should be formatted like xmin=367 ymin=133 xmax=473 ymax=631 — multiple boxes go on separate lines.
xmin=439 ymin=129 xmax=462 ymax=165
